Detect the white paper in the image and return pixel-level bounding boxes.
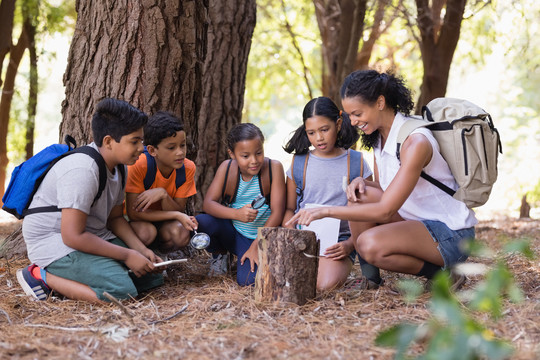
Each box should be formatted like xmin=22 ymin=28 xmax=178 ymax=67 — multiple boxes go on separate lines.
xmin=300 ymin=203 xmax=340 ymax=256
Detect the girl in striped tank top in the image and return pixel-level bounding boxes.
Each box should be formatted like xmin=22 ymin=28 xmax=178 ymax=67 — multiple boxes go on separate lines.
xmin=196 ymin=124 xmax=286 ymax=286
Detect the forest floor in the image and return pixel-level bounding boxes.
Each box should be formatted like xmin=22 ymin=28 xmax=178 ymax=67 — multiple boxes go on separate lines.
xmin=0 ymin=213 xmax=538 ymax=360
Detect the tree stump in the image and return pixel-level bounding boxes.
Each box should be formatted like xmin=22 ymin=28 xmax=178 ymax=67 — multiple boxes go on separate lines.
xmin=519 ymin=194 xmax=530 ymax=219
xmin=0 ymin=225 xmax=27 ymax=259
xmin=255 ymin=227 xmax=319 ymax=306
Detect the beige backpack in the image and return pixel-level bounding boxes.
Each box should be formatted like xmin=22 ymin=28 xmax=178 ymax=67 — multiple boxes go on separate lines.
xmin=396 ymin=98 xmax=502 ymax=208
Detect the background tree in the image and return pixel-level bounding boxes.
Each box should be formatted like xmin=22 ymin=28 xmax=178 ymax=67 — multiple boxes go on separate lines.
xmin=406 ymin=0 xmax=467 ymax=110
xmin=314 ymin=0 xmax=368 ymax=103
xmin=0 ymin=0 xmax=31 ymax=205
xmin=0 ymin=0 xmax=74 ymax=206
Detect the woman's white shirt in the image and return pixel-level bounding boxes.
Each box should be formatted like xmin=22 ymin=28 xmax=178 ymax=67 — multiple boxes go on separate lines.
xmin=374 ymin=112 xmax=477 ymax=230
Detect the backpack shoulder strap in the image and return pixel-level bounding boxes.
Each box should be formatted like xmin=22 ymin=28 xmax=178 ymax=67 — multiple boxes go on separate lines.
xmin=291 ymin=153 xmax=308 ymax=193
xmin=143 ymin=148 xmax=157 ymax=190
xmin=72 ymin=146 xmax=108 ymax=205
xmin=347 ymin=149 xmax=364 ymax=182
xmin=118 ymin=165 xmax=126 ymax=189
xmin=175 ymin=165 xmax=186 ymax=189
xmin=258 ymin=158 xmax=272 ymax=204
xmin=395 ymin=117 xmax=428 ymax=162
xmin=221 ymin=159 xmax=240 ymax=205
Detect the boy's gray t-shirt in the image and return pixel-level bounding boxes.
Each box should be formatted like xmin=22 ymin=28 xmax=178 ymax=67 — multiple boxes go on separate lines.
xmin=286 ymin=150 xmax=373 ymax=233
xmin=22 ymin=142 xmax=125 ymax=268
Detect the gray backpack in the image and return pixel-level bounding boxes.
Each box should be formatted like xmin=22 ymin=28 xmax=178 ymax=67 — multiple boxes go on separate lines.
xmin=396 ymin=98 xmax=502 ymax=208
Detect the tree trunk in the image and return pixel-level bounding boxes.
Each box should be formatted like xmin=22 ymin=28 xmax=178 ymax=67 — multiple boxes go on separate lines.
xmin=355 ymin=0 xmax=401 ymax=69
xmin=0 ymin=0 xmax=16 ymax=88
xmin=25 ymin=6 xmax=38 ymax=160
xmin=60 ymin=0 xmax=209 ymax=148
xmin=519 ymin=195 xmax=530 ymax=219
xmin=193 ymin=0 xmax=256 ymax=210
xmin=255 ymin=227 xmax=319 ymax=306
xmin=0 ymin=26 xmax=29 ymax=207
xmin=415 ymin=0 xmax=466 ymax=112
xmin=314 ymin=0 xmax=368 ymax=104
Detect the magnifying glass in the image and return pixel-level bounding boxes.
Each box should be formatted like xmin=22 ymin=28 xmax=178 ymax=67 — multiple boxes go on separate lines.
xmin=190 ymin=230 xmax=210 ymax=250
xmin=251 ymin=194 xmax=267 ymax=209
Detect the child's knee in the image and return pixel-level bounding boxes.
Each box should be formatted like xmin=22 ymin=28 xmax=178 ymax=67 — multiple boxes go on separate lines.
xmin=160 ymin=222 xmax=190 ymax=248
xmin=133 ymin=222 xmax=157 ymax=245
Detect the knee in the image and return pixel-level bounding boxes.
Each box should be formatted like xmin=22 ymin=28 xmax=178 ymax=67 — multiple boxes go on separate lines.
xmin=161 ymin=224 xmax=190 ymax=249
xmin=135 ymin=223 xmax=157 ymax=246
xmin=356 ymin=232 xmax=382 ymax=264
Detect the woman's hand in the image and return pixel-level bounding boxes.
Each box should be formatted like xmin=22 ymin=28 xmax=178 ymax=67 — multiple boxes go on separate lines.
xmin=323 ymin=238 xmax=354 ymax=260
xmin=284 ymin=207 xmax=326 ymax=227
xmin=236 ymin=205 xmax=259 ymax=223
xmin=133 ymin=188 xmax=167 ymax=212
xmin=346 ymin=177 xmax=367 ymax=203
xmin=240 ymin=240 xmax=259 ymax=272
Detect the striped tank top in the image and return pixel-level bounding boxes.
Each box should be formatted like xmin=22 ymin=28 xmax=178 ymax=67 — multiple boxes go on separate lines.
xmin=231 ymin=174 xmax=271 ymax=239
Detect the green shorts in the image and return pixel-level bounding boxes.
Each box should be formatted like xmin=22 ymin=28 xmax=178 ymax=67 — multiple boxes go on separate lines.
xmin=46 ymin=238 xmax=164 ymax=301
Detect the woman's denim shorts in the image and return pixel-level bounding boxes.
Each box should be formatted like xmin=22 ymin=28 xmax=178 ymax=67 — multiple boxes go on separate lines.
xmin=421 ymin=220 xmax=475 ymax=268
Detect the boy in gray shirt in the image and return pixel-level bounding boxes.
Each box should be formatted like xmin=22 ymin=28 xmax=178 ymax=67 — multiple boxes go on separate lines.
xmin=17 ymin=98 xmax=163 ymax=303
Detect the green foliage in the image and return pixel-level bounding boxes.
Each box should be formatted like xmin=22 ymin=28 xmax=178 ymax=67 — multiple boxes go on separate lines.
xmin=375 ymin=238 xmax=535 ymax=359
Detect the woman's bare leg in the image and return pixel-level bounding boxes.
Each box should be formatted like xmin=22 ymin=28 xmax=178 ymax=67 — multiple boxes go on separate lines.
xmin=356 ymin=220 xmax=443 ymax=274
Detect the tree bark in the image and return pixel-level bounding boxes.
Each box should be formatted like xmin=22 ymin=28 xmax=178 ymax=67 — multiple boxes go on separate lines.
xmin=255 ymin=227 xmax=319 ymax=306
xmin=0 ymin=0 xmax=16 ymax=88
xmin=415 ymin=0 xmax=466 ymax=112
xmin=25 ymin=5 xmax=38 ymax=160
xmin=60 ymin=0 xmax=209 ymax=149
xmin=314 ymin=0 xmax=368 ymax=104
xmin=0 ymin=26 xmax=29 ymax=206
xmin=193 ymin=0 xmax=256 ymax=210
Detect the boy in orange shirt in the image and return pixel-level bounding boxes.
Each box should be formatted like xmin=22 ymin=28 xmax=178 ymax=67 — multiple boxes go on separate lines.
xmin=125 ymin=111 xmax=198 ymax=252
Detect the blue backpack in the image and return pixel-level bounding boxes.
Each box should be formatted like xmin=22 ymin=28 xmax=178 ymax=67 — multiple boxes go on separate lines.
xmin=2 ymin=135 xmax=125 ymax=219
xmin=291 ymin=149 xmax=364 ymax=208
xmin=141 ymin=147 xmax=186 ymax=190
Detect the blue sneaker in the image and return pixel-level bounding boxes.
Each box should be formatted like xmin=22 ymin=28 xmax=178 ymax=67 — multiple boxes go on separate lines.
xmin=16 ymin=264 xmax=51 ymax=301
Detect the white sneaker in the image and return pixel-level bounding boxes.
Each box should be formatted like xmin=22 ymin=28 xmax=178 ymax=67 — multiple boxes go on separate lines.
xmin=208 ymin=253 xmax=229 ymax=276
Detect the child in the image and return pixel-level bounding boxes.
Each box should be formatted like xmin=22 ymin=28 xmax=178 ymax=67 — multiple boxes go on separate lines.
xmin=282 ymin=96 xmax=377 ymax=291
xmin=196 ymin=123 xmax=286 ymax=286
xmin=287 ymin=70 xmax=477 ymax=288
xmin=17 ymin=98 xmax=164 ymax=303
xmin=125 ymin=111 xmax=198 ymax=252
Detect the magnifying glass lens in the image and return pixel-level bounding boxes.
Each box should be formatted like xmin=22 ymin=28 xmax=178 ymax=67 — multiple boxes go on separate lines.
xmin=190 ymin=232 xmax=210 ymax=249
xmin=251 ymin=194 xmax=266 ymax=209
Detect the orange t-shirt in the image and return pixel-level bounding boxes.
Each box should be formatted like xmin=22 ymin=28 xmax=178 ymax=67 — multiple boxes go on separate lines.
xmin=126 ymin=153 xmax=197 ymax=209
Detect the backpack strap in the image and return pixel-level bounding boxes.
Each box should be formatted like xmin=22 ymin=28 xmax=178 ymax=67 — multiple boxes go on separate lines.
xmin=143 ymin=148 xmax=186 ymax=191
xmin=258 ymin=158 xmax=272 ymax=205
xmin=291 ymin=153 xmax=308 ymax=209
xmin=347 ymin=149 xmax=364 ymax=182
xmin=395 ymin=117 xmax=456 ymax=197
xmin=73 ymin=146 xmax=108 ymax=206
xmin=143 ymin=148 xmax=157 ymax=190
xmin=221 ymin=159 xmax=240 ymax=206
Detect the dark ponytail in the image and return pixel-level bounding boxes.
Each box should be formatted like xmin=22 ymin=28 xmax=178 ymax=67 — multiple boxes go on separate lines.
xmin=341 ymin=70 xmax=414 ymax=150
xmin=283 ymin=96 xmax=359 ymax=154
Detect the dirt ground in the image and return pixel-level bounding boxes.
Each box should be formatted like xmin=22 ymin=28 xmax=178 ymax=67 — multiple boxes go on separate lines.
xmin=0 ymin=215 xmax=538 ymax=360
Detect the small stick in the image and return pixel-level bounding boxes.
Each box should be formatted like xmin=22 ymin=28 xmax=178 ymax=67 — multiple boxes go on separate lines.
xmin=103 ymin=291 xmax=135 ymax=320
xmin=0 ymin=307 xmax=12 ymax=325
xmin=148 ymin=303 xmax=188 ymax=325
